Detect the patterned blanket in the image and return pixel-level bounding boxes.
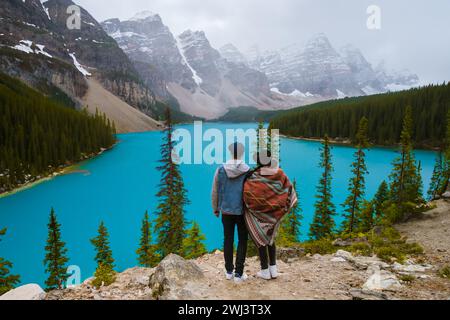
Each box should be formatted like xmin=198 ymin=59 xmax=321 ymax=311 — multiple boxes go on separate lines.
xmin=243 ymin=168 xmax=297 ymax=247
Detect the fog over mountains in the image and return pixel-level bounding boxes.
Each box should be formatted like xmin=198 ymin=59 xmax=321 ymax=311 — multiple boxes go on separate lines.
xmin=101 ymin=11 xmax=419 ymax=118
xmin=0 ymin=1 xmax=421 ymax=121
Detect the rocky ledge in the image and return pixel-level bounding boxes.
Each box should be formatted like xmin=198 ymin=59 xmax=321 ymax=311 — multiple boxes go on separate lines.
xmin=2 ymin=200 xmax=450 ymax=301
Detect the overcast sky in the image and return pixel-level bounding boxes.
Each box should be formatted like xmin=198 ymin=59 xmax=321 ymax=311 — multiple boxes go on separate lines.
xmin=75 ymin=0 xmax=450 ymax=84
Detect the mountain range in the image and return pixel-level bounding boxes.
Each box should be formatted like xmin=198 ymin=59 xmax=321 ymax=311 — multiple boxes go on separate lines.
xmin=0 ymin=1 xmax=420 ymax=126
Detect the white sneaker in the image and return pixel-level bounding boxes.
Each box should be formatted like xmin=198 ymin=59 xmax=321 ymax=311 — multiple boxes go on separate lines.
xmin=269 ymin=265 xmax=278 ymax=279
xmin=234 ymin=273 xmax=248 ymax=284
xmin=256 ymin=269 xmax=271 ymax=280
xmin=225 ymin=272 xmax=234 ymax=280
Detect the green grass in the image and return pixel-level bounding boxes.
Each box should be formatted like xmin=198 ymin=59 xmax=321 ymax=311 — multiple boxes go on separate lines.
xmin=301 ymin=239 xmax=336 ymax=255
xmin=438 ymin=265 xmax=450 ymax=279
xmin=297 ymin=226 xmax=424 ymax=263
xmin=399 ymin=274 xmax=415 ymax=283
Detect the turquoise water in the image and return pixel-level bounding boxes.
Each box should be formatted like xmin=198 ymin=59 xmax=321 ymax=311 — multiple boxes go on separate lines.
xmin=0 ymin=122 xmax=437 ymax=287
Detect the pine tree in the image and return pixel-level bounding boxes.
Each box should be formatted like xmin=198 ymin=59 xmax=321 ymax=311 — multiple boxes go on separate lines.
xmin=441 ymin=109 xmax=450 ymax=193
xmin=43 ymin=208 xmax=69 ymax=290
xmin=278 ymin=179 xmax=302 ymax=245
xmin=269 ymin=82 xmax=450 ymax=148
xmin=342 ymin=117 xmax=370 ymax=233
xmin=388 ymin=106 xmax=423 ymax=221
xmin=0 ymin=228 xmax=20 ymax=295
xmin=90 ymin=221 xmax=114 ymax=269
xmin=182 ymin=222 xmax=207 ymax=259
xmin=358 ymin=200 xmax=376 ymax=232
xmin=428 ymin=153 xmax=445 ymax=200
xmin=309 ymin=136 xmax=336 ymax=240
xmin=154 ymin=108 xmax=189 ymax=258
xmin=136 ymin=211 xmax=159 ymax=267
xmin=0 ymin=73 xmax=116 ymax=194
xmin=373 ymin=181 xmax=389 ymax=220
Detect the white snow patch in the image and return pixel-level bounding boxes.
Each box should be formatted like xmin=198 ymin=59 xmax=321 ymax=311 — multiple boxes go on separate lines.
xmin=69 ymin=53 xmax=91 ymax=77
xmin=13 ymin=40 xmax=34 ymax=54
xmin=110 ymin=31 xmax=145 ymax=39
xmin=385 ymin=83 xmax=414 ymax=92
xmin=22 ymin=21 xmax=38 ymax=28
xmin=129 ymin=11 xmax=158 ymax=21
xmin=362 ymin=86 xmax=381 ymax=96
xmin=83 ymin=21 xmax=96 ymax=27
xmin=176 ymin=36 xmax=203 ymax=86
xmin=40 ymin=1 xmax=51 ymax=20
xmin=11 ymin=40 xmax=52 ymax=58
xmin=271 ymin=87 xmax=315 ymax=98
xmin=35 ymin=44 xmax=52 ymax=58
xmin=289 ymin=89 xmax=307 ymax=97
xmin=336 ymin=89 xmax=347 ymax=99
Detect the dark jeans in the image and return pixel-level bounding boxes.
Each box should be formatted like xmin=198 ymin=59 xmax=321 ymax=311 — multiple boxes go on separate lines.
xmin=222 ymin=214 xmax=248 ymax=276
xmin=258 ymin=244 xmax=277 ymax=270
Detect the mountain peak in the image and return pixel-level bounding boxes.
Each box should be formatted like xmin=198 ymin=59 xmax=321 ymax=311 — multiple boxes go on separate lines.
xmin=129 ymin=11 xmax=160 ymax=22
xmin=219 ymin=43 xmax=247 ymax=65
xmin=306 ymin=33 xmax=333 ymax=49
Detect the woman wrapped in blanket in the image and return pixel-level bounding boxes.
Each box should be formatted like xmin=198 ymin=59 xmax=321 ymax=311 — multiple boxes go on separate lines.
xmin=243 ymin=150 xmax=297 ymax=280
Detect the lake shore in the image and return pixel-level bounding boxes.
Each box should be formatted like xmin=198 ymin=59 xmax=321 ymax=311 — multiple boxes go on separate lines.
xmin=280 ymin=134 xmax=441 ymax=151
xmin=280 ymin=134 xmax=353 ymax=146
xmin=0 ymin=146 xmax=114 ymax=199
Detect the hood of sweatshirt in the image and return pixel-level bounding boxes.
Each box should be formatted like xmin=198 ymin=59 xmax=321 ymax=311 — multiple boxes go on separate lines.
xmin=223 ymin=160 xmax=250 ymax=178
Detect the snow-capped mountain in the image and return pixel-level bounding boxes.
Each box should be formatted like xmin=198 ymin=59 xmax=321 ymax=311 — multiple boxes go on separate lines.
xmin=219 ymin=43 xmax=248 ymax=65
xmin=374 ymin=61 xmax=420 ymax=92
xmin=0 ymin=0 xmax=161 ymax=113
xmin=246 ymin=33 xmax=420 ymax=98
xmin=0 ymin=0 xmax=170 ymax=131
xmin=102 ymin=12 xmax=196 ymax=101
xmin=102 ymin=13 xmax=310 ymax=119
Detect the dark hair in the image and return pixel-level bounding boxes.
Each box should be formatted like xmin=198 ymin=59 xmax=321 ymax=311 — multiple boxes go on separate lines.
xmin=229 ymin=142 xmax=244 ymax=160
xmin=255 ymin=149 xmax=272 ymax=167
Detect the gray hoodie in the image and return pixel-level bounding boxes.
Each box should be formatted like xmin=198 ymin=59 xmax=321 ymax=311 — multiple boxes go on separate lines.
xmin=211 ymin=160 xmax=250 ymax=213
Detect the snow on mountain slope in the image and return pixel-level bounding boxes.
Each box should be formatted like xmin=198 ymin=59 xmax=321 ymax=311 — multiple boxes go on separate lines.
xmin=102 ymin=13 xmax=313 ymax=119
xmin=247 ymin=33 xmax=420 ymax=99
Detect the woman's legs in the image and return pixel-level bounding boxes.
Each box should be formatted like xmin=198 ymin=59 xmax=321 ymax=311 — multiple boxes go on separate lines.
xmin=258 ymin=243 xmax=276 ymax=270
xmin=258 ymin=246 xmax=269 ymax=270
xmin=268 ymin=243 xmax=276 ymax=267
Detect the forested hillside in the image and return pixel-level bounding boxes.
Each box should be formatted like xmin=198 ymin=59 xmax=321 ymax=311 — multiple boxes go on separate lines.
xmin=0 ymin=73 xmax=116 ymax=194
xmin=270 ymin=83 xmax=450 ymax=148
xmin=216 ymin=106 xmax=279 ymax=122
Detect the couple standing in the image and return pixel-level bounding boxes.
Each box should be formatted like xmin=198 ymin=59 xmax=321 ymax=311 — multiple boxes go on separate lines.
xmin=211 ymin=142 xmax=297 ymax=283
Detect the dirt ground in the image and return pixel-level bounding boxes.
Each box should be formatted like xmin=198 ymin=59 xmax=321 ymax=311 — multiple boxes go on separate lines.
xmin=46 ymin=200 xmax=450 ymax=301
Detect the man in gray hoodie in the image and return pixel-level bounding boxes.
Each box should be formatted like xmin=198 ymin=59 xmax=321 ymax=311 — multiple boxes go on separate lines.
xmin=211 ymin=142 xmax=250 ymax=283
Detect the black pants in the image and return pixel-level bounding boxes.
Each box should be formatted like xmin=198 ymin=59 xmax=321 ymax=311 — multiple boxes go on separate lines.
xmin=222 ymin=214 xmax=248 ymax=276
xmin=258 ymin=244 xmax=277 ymax=270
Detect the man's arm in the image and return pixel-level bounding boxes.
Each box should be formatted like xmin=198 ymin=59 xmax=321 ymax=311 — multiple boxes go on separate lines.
xmin=211 ymin=168 xmax=220 ymax=217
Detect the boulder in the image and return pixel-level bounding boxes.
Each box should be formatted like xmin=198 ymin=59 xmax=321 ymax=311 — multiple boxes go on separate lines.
xmin=442 ymin=191 xmax=450 ymax=199
xmin=335 ymin=250 xmax=389 ymax=270
xmin=392 ymin=262 xmax=433 ymax=274
xmin=0 ymin=284 xmax=45 ymax=300
xmin=335 ymin=250 xmax=353 ymax=260
xmin=349 ymin=289 xmax=388 ymax=300
xmin=149 ymin=254 xmax=204 ymax=300
xmin=330 ymin=257 xmax=347 ymax=263
xmin=363 ymin=267 xmax=401 ymax=291
xmin=332 ymin=238 xmax=352 ymax=247
xmin=277 ymin=247 xmax=306 ymax=262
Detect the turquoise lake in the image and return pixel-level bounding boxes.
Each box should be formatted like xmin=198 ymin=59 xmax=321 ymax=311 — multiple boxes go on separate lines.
xmin=0 ymin=122 xmax=437 ymax=287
